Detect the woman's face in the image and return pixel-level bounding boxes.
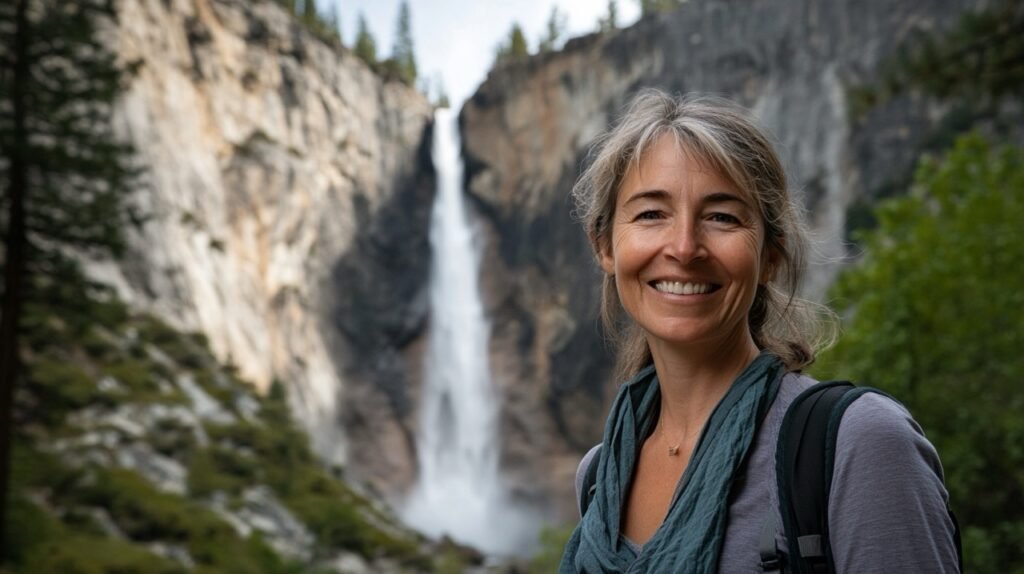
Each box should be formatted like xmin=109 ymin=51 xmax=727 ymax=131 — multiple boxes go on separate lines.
xmin=600 ymin=134 xmax=770 ymax=352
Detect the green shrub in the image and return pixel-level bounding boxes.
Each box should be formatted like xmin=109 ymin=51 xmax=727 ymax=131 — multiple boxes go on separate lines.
xmin=21 ymin=535 xmax=186 ymax=574
xmin=816 ymin=135 xmax=1024 ymax=571
xmin=28 ymin=358 xmax=109 ymax=426
xmin=528 ymin=525 xmax=575 ymax=573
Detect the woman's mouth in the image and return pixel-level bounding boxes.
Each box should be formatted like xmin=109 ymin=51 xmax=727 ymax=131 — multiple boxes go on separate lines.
xmin=651 ymin=280 xmax=721 ymax=295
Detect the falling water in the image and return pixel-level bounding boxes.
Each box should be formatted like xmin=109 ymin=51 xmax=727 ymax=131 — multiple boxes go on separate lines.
xmin=401 ymin=109 xmax=536 ymax=556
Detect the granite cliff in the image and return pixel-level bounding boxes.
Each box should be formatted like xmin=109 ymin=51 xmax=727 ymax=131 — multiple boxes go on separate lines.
xmin=84 ymin=0 xmax=434 ymax=495
xmin=460 ymin=0 xmax=981 ymax=519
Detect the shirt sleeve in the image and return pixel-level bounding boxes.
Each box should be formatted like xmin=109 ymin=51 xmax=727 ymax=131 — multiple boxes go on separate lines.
xmin=828 ymin=392 xmax=960 ymax=574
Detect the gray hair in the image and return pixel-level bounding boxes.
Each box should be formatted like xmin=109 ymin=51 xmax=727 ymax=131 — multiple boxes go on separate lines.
xmin=573 ymin=89 xmax=834 ymax=380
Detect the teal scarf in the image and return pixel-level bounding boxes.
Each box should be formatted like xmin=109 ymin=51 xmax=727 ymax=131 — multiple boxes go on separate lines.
xmin=559 ymin=353 xmax=784 ymax=573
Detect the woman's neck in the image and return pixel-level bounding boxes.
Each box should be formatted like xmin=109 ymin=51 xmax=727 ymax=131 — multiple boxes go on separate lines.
xmin=647 ymin=329 xmax=761 ymax=437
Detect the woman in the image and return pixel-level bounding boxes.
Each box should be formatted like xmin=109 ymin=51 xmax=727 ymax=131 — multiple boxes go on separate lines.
xmin=559 ymin=91 xmax=959 ymax=573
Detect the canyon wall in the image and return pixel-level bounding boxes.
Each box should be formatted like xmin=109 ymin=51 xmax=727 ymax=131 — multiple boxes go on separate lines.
xmin=94 ymin=0 xmax=433 ymax=490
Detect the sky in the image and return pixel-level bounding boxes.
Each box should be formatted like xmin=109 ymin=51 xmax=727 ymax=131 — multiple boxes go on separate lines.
xmin=326 ymin=0 xmax=641 ymax=107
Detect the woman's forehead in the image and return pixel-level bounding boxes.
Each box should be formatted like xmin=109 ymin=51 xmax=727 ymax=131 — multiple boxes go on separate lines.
xmin=621 ymin=134 xmax=754 ymax=202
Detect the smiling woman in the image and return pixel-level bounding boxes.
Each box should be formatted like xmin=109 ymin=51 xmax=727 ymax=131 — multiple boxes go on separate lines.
xmin=558 ymin=91 xmax=961 ymax=573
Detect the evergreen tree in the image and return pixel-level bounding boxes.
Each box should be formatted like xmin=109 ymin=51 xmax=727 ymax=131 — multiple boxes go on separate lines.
xmin=598 ymin=0 xmax=619 ymax=33
xmin=326 ymin=3 xmax=341 ymax=44
xmin=354 ymin=12 xmax=377 ymax=66
xmin=639 ymin=0 xmax=681 ymax=16
xmin=435 ymin=77 xmax=450 ymax=109
xmin=391 ymin=0 xmax=417 ymax=86
xmin=302 ymin=0 xmax=317 ymax=27
xmin=0 ymin=0 xmax=139 ymax=557
xmin=850 ymin=0 xmax=1024 ymax=114
xmin=538 ymin=6 xmax=568 ymax=53
xmin=495 ymin=22 xmax=529 ymax=64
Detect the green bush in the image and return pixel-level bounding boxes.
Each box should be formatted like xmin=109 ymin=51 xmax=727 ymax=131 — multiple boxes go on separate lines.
xmin=28 ymin=358 xmax=110 ymax=426
xmin=816 ymin=135 xmax=1024 ymax=571
xmin=528 ymin=525 xmax=575 ymax=573
xmin=21 ymin=535 xmax=186 ymax=574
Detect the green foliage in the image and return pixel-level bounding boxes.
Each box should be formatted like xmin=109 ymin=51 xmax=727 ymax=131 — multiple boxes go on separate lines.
xmin=354 ymin=12 xmax=378 ymax=66
xmin=271 ymin=0 xmax=341 ymax=47
xmin=849 ymin=0 xmax=1023 ymax=117
xmin=527 ymin=525 xmax=575 ymax=573
xmin=638 ymin=0 xmax=683 ymax=16
xmin=598 ymin=0 xmax=619 ymax=33
xmin=28 ymin=359 xmax=107 ymax=422
xmin=0 ymin=0 xmax=141 ymax=261
xmin=433 ymin=77 xmax=451 ymax=109
xmin=8 ymin=252 xmax=433 ymax=571
xmin=816 ymin=135 xmax=1024 ymax=571
xmin=538 ymin=6 xmax=568 ymax=53
xmin=495 ymin=23 xmax=530 ymax=64
xmin=391 ymin=1 xmax=417 ymax=86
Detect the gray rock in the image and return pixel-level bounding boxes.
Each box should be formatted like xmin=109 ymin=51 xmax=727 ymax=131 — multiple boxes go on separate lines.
xmin=232 ymin=486 xmax=315 ymax=561
xmin=177 ymin=374 xmax=235 ymax=425
xmin=147 ymin=542 xmax=195 ymax=569
xmin=114 ymin=443 xmax=188 ymax=495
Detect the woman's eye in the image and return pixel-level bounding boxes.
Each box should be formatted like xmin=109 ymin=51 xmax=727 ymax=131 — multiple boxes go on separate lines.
xmin=709 ymin=212 xmax=740 ymax=224
xmin=636 ymin=210 xmax=663 ymax=221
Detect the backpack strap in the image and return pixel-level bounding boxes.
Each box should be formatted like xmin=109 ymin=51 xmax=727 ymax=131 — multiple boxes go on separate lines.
xmin=772 ymin=381 xmax=964 ymax=573
xmin=579 ymin=444 xmax=603 ymax=517
xmin=774 ymin=380 xmax=859 ymax=574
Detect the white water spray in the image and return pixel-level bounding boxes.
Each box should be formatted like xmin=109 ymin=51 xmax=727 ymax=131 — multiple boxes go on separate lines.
xmin=401 ymin=109 xmax=536 ymax=556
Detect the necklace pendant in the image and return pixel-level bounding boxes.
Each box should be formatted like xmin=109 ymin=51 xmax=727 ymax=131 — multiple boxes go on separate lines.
xmin=668 ymin=445 xmax=679 ymax=456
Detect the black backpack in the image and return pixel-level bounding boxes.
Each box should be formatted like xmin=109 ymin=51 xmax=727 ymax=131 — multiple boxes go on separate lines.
xmin=578 ymin=381 xmax=964 ymax=573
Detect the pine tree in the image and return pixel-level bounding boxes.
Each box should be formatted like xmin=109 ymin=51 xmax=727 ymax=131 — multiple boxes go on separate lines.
xmin=326 ymin=3 xmax=341 ymax=44
xmin=639 ymin=0 xmax=681 ymax=16
xmin=302 ymin=0 xmax=317 ymax=27
xmin=354 ymin=12 xmax=377 ymax=66
xmin=598 ymin=0 xmax=619 ymax=33
xmin=538 ymin=6 xmax=567 ymax=53
xmin=435 ymin=77 xmax=450 ymax=109
xmin=495 ymin=22 xmax=529 ymax=64
xmin=391 ymin=0 xmax=417 ymax=86
xmin=0 ymin=0 xmax=139 ymax=556
xmin=849 ymin=0 xmax=1024 ymax=115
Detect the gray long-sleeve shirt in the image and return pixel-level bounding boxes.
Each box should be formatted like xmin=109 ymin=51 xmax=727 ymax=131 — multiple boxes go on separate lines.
xmin=574 ymin=373 xmax=960 ymax=573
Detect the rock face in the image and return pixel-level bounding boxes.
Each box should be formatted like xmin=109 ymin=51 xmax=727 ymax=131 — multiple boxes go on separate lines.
xmin=460 ymin=0 xmax=978 ymax=519
xmin=95 ymin=0 xmax=434 ymax=486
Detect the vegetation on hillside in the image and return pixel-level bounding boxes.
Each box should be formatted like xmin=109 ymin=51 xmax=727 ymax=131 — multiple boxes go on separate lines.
xmin=5 ymin=263 xmax=457 ymax=572
xmin=0 ymin=0 xmax=141 ymax=556
xmin=638 ymin=0 xmax=684 ymax=17
xmin=849 ymin=0 xmax=1023 ymax=116
xmin=271 ymin=0 xmax=343 ymax=49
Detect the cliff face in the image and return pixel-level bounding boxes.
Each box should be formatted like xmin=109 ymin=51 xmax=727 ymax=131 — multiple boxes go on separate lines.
xmin=461 ymin=0 xmax=977 ymax=518
xmin=95 ymin=0 xmax=433 ymax=488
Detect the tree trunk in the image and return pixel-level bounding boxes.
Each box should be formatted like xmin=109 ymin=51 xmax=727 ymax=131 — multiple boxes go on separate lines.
xmin=0 ymin=0 xmax=31 ymax=559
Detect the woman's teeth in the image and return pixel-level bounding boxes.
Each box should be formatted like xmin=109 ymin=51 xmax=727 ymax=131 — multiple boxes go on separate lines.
xmin=653 ymin=281 xmax=713 ymax=295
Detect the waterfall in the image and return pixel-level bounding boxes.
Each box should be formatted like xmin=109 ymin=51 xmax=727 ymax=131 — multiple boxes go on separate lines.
xmin=401 ymin=109 xmax=536 ymax=556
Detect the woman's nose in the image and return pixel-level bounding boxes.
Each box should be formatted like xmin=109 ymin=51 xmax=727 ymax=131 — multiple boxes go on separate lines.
xmin=665 ymin=219 xmax=706 ymax=263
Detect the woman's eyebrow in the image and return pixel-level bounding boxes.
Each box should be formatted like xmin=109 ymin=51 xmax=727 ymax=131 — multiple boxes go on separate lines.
xmin=704 ymin=191 xmax=750 ymax=207
xmin=622 ymin=189 xmax=670 ymax=206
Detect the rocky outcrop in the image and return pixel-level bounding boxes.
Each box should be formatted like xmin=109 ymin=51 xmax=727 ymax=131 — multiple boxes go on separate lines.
xmin=460 ymin=0 xmax=978 ymax=519
xmin=90 ymin=0 xmax=434 ymax=485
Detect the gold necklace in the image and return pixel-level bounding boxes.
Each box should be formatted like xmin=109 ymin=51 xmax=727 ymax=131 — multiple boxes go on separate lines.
xmin=660 ymin=419 xmax=700 ymax=457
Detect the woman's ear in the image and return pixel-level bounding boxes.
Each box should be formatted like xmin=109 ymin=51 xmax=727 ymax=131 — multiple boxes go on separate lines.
xmin=598 ymin=237 xmax=615 ymax=275
xmin=760 ymin=243 xmax=782 ymax=284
